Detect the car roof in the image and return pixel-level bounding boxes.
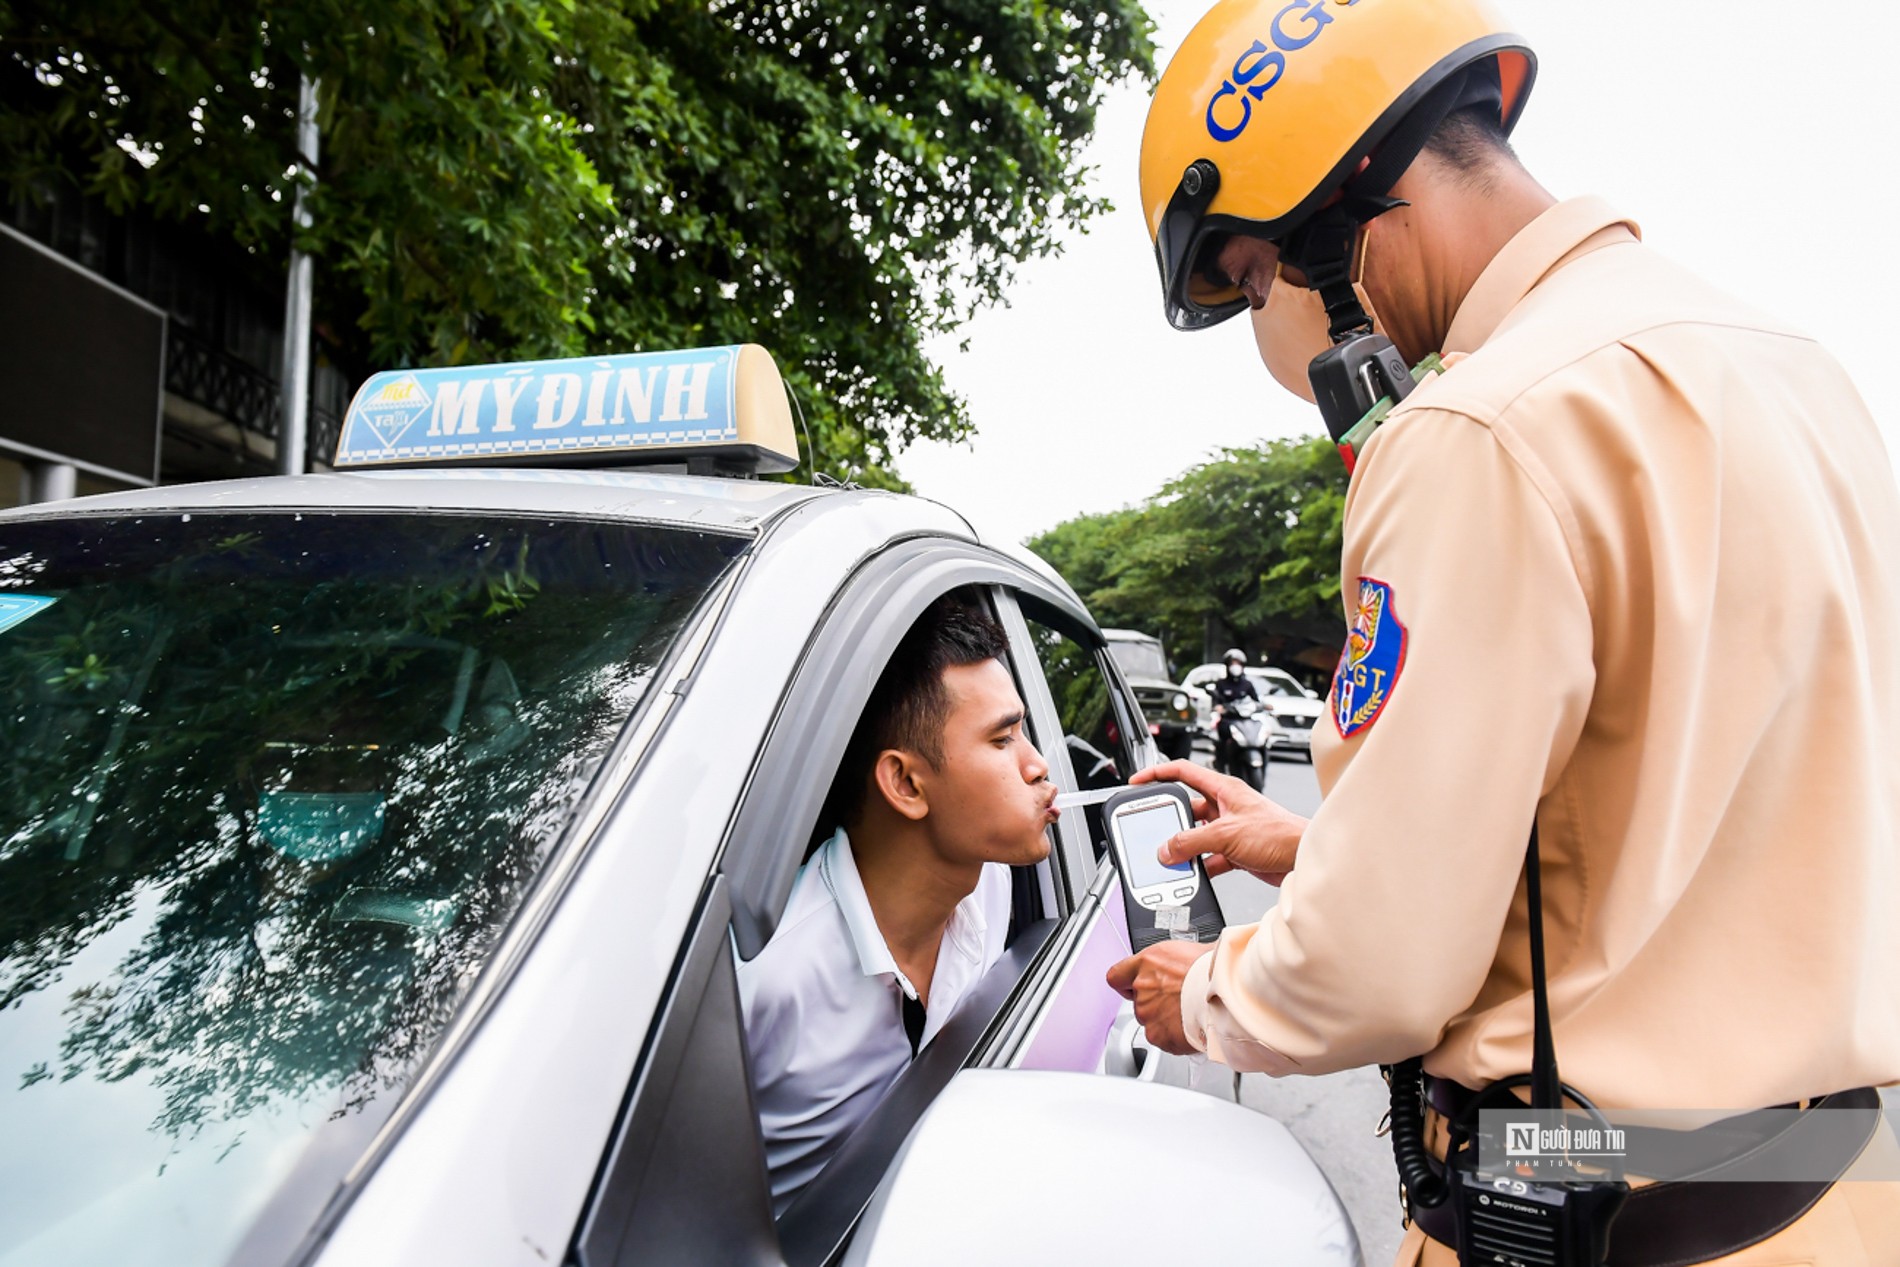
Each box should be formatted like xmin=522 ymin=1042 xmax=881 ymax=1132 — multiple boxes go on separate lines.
xmin=0 ymin=468 xmax=898 ymax=537
xmin=0 ymin=470 xmax=1102 ymax=628
xmin=982 ymin=538 xmax=1086 ymax=612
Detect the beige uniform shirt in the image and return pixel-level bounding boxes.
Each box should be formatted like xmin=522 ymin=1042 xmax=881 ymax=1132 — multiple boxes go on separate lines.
xmin=1180 ymin=197 xmax=1900 ymax=1110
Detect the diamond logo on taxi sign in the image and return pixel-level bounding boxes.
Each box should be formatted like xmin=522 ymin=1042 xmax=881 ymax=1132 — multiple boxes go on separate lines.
xmin=355 ymin=373 xmax=433 ymax=452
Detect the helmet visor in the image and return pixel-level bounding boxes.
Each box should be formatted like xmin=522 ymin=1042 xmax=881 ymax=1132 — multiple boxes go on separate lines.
xmin=1184 ymin=231 xmax=1247 ymax=311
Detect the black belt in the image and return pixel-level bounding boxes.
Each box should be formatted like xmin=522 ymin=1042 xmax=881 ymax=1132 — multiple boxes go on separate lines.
xmin=1409 ymin=1079 xmax=1883 ymax=1265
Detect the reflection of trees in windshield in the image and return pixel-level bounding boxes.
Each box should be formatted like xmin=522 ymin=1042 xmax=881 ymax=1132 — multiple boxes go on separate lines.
xmin=0 ymin=514 xmax=741 ymax=1160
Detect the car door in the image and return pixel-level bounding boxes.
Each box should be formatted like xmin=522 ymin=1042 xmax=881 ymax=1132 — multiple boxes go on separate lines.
xmin=564 ymin=537 xmax=1082 ymax=1267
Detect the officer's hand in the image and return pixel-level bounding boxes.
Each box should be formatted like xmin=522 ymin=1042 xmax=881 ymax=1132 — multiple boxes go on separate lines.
xmin=1133 ymin=760 xmax=1306 ymax=886
xmin=1105 ymin=940 xmax=1206 ymax=1056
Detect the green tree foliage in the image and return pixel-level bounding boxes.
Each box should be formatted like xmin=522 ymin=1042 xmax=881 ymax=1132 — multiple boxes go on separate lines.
xmin=1030 ymin=436 xmax=1350 ymax=672
xmin=0 ymin=0 xmax=1153 ymax=485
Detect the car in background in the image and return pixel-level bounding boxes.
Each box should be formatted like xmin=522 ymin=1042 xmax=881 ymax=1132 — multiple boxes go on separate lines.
xmin=0 ymin=346 xmax=1361 ymax=1267
xmin=1103 ymin=628 xmax=1213 ymax=763
xmin=1185 ymin=662 xmax=1326 ymax=760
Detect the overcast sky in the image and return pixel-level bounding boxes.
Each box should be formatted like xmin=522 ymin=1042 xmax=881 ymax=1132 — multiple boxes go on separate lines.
xmin=896 ymin=1 xmax=1900 ymax=546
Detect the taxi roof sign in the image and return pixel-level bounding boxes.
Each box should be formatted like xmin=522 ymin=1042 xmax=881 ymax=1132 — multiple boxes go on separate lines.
xmin=334 ymin=343 xmax=798 ymax=475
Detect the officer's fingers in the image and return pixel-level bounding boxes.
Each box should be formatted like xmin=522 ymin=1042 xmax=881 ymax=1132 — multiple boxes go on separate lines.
xmin=1200 ymin=853 xmax=1237 ymax=878
xmin=1207 ymin=771 xmax=1270 ymax=814
xmin=1141 ymin=760 xmax=1228 ymax=804
xmin=1157 ymin=827 xmax=1202 ymax=866
xmin=1160 ymin=814 xmax=1242 ymax=865
xmin=1136 ymin=1005 xmax=1185 ymax=1051
xmin=1144 ymin=1017 xmax=1193 ymax=1058
xmin=1132 ymin=759 xmax=1201 ymax=788
xmin=1105 ymin=953 xmax=1142 ymax=999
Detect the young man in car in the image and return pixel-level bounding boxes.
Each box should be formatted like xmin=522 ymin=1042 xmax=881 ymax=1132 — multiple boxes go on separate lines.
xmin=738 ymin=590 xmax=1059 ymax=1213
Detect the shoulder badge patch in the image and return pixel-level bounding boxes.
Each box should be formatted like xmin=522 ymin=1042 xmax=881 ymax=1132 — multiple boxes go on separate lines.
xmin=1331 ymin=577 xmax=1407 ymax=739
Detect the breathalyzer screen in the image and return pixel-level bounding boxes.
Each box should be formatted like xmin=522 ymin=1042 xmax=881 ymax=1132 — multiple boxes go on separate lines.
xmin=1115 ymin=802 xmax=1193 ymax=889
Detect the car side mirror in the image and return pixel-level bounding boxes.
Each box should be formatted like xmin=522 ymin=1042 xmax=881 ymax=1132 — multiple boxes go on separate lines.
xmin=842 ymin=1070 xmax=1361 ymax=1266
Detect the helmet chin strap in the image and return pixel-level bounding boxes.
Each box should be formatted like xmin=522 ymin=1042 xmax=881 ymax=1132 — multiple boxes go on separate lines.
xmin=1279 ymin=200 xmax=1402 ymax=346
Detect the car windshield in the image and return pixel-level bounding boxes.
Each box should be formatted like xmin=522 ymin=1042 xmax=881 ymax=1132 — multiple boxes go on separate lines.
xmin=1253 ymin=673 xmax=1303 ymax=698
xmin=1107 ymin=639 xmax=1169 ymax=682
xmin=0 ymin=511 xmax=744 ymax=1267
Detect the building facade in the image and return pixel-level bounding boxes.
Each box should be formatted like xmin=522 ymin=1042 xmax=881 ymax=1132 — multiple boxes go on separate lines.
xmin=2 ymin=184 xmax=351 ymax=509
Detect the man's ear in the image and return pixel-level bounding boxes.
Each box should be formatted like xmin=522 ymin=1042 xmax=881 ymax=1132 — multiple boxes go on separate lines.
xmin=872 ymin=749 xmax=931 ymax=823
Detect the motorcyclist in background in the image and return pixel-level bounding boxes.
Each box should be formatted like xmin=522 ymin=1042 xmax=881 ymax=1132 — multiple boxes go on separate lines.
xmin=1208 ymin=648 xmax=1259 ymax=776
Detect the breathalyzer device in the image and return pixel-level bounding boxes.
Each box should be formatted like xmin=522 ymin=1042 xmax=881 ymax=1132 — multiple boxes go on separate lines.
xmin=1099 ymin=782 xmax=1228 ymax=949
xmin=1060 ymin=783 xmax=1224 ymax=949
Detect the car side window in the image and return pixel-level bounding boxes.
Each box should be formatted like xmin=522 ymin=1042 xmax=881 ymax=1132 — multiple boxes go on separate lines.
xmin=1020 ymin=618 xmax=1132 ymax=791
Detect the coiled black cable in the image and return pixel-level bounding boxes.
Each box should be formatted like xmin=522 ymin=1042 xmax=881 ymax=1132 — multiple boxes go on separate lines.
xmin=1387 ymin=1057 xmax=1447 ymax=1208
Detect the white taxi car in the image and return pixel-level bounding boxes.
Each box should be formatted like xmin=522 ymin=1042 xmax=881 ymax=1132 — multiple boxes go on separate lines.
xmin=0 ymin=346 xmax=1360 ymax=1266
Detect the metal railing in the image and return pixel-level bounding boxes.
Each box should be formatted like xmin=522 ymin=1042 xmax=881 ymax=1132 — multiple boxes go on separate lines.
xmin=165 ymin=325 xmax=343 ymax=469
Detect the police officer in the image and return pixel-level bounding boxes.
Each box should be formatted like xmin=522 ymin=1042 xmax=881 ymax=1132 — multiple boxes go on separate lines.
xmin=1207 ymin=647 xmax=1259 ymax=774
xmin=1105 ymin=2 xmax=1900 ymax=1262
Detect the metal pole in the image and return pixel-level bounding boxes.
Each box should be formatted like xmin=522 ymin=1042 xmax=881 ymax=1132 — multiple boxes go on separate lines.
xmin=276 ymin=73 xmax=320 ymax=477
xmin=26 ymin=461 xmax=76 ymax=504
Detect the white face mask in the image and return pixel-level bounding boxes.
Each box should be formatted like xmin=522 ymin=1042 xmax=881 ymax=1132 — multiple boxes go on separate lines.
xmin=1227 ymin=663 xmax=1243 ymax=677
xmin=1249 ymin=236 xmax=1386 ymax=404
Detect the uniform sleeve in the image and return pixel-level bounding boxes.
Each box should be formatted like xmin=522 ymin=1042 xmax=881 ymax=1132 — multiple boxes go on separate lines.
xmin=1180 ymin=408 xmax=1595 ymax=1075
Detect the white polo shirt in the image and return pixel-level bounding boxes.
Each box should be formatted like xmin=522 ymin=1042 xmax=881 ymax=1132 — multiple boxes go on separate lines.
xmin=737 ymin=827 xmax=1011 ymax=1213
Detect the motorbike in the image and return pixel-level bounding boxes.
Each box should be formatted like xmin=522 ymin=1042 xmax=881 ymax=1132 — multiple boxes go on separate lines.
xmin=1214 ymin=697 xmax=1271 ymax=792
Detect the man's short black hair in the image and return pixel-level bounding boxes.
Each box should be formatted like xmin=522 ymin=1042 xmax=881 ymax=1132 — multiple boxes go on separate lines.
xmin=1421 ymin=104 xmax=1518 ymax=183
xmin=828 ymin=588 xmax=1011 ymax=828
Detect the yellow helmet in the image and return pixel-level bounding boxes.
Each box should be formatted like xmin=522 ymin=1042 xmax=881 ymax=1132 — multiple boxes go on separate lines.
xmin=1141 ymin=0 xmax=1535 ymax=330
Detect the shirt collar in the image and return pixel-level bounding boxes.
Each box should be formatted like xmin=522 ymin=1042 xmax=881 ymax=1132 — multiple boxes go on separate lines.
xmin=1443 ymin=196 xmax=1642 ymax=357
xmin=815 ymin=826 xmax=991 ymax=993
xmin=817 ymin=827 xmax=898 ymax=982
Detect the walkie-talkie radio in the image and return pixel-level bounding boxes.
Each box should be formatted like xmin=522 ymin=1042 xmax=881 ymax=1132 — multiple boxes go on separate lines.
xmin=1387 ymin=825 xmax=1629 ymax=1265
